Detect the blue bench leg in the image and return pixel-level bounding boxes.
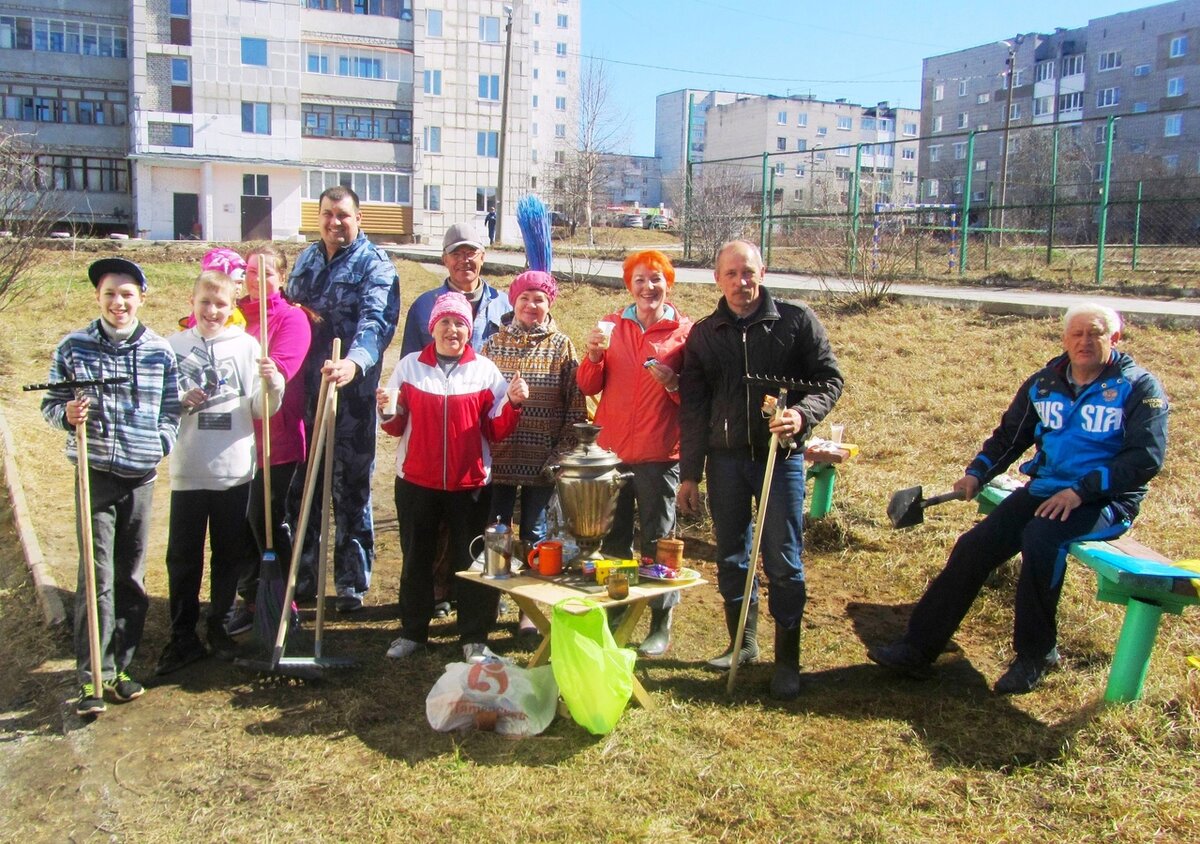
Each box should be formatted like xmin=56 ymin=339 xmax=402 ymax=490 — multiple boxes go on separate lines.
xmin=1105 ymin=597 xmax=1164 ymax=703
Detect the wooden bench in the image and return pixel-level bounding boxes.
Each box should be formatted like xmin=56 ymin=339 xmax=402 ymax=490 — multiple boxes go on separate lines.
xmin=804 ymin=442 xmax=858 ymax=520
xmin=976 ymin=482 xmax=1199 ymax=703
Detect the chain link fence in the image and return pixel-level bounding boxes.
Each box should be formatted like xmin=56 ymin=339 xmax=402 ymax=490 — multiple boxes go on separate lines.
xmin=680 ymin=104 xmax=1200 ymax=290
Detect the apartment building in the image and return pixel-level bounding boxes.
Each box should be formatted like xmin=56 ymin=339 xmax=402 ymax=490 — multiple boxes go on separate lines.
xmin=0 ymin=2 xmax=133 ymax=234
xmin=1 ymin=0 xmax=575 ymax=244
xmin=654 ymin=88 xmax=748 ymax=185
xmin=597 ymin=152 xmax=663 ymax=209
xmin=920 ymin=0 xmax=1200 ymax=205
xmin=700 ymin=95 xmax=921 ymax=212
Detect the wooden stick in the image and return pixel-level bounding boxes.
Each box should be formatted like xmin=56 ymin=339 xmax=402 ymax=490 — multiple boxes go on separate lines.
xmin=75 ymin=393 xmax=104 ymax=694
xmin=313 ymin=339 xmax=340 ymax=657
xmin=257 ymin=254 xmax=273 ymax=551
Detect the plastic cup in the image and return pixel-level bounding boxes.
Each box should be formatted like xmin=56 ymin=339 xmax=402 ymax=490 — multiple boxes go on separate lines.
xmin=384 ymin=387 xmax=399 ymax=415
xmin=830 ymin=423 xmax=845 ymax=445
xmin=596 ymin=320 xmax=616 ymax=349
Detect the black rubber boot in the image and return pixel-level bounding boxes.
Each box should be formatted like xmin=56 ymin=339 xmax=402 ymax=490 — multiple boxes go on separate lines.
xmin=770 ymin=623 xmax=803 ymax=700
xmin=706 ymin=602 xmax=760 ymax=670
xmin=638 ymin=607 xmax=673 ymax=656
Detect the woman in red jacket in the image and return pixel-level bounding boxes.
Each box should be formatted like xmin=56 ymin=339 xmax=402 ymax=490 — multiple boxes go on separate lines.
xmin=576 ymin=250 xmax=693 ymax=656
xmin=377 ymin=292 xmax=528 ymax=663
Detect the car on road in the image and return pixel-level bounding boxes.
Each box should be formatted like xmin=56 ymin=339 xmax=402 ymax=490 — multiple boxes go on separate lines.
xmin=620 ymin=213 xmax=644 ymax=228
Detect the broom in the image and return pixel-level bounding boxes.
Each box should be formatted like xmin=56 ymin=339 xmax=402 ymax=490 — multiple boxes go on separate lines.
xmin=517 ymin=194 xmax=552 ymax=272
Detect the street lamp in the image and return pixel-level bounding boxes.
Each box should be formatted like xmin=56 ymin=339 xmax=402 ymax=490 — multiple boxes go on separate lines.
xmin=493 ymin=3 xmax=515 ymax=245
xmin=997 ymin=36 xmax=1023 ymax=246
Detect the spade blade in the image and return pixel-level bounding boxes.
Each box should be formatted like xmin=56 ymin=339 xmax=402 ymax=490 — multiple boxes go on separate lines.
xmin=887 ymin=485 xmax=925 ymax=529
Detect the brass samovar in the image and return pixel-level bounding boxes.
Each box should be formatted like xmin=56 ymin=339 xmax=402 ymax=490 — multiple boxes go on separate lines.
xmin=553 ymin=423 xmax=630 ymax=567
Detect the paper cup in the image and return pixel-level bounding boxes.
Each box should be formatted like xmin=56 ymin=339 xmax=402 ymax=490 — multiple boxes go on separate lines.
xmin=384 ymin=387 xmax=399 ymax=415
xmin=597 ymin=320 xmax=616 ymax=349
xmin=830 ymin=424 xmax=845 ymax=445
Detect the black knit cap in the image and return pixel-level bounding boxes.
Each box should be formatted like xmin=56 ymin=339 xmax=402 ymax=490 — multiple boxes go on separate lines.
xmin=88 ymin=257 xmax=147 ymax=291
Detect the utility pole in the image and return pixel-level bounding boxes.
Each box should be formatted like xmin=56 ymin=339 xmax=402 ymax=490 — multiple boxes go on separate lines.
xmin=494 ymin=3 xmax=515 ymax=246
xmin=998 ymin=38 xmax=1020 ymax=247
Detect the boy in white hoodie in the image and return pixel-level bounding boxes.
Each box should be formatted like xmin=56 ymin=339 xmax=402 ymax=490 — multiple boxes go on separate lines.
xmin=158 ymin=268 xmax=284 ymax=674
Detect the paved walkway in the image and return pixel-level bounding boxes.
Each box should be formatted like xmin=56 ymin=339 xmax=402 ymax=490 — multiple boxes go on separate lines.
xmin=385 ymin=245 xmax=1200 ymax=328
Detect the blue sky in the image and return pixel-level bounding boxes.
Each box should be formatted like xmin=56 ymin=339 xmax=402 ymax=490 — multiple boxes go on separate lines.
xmin=581 ymin=0 xmax=1146 ymax=155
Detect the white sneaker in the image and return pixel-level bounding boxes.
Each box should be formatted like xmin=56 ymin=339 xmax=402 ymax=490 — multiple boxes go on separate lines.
xmin=386 ymin=637 xmax=422 ymax=659
xmin=462 ymin=643 xmax=500 ymax=664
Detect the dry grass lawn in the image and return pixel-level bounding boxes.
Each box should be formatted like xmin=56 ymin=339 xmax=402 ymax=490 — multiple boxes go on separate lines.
xmin=1 ymin=246 xmax=1198 ymax=842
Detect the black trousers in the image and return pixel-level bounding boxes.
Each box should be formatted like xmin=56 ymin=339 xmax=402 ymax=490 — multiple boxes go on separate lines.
xmin=165 ymin=483 xmax=251 ymax=639
xmin=904 ymin=486 xmax=1126 ymax=662
xmin=395 ymin=477 xmax=496 ymax=644
xmin=237 ymin=462 xmax=300 ymax=604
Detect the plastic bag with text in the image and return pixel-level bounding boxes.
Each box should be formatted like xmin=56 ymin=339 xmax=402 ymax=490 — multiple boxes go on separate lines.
xmin=551 ymin=597 xmax=635 ymax=735
xmin=425 ymin=660 xmax=559 ymax=737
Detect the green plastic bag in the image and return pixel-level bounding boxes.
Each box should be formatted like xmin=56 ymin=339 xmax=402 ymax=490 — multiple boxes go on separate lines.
xmin=550 ymin=597 xmax=635 ymax=735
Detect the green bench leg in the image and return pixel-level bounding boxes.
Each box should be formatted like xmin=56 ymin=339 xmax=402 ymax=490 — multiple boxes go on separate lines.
xmin=1104 ymin=597 xmax=1165 ymax=703
xmin=807 ymin=463 xmax=836 ymax=520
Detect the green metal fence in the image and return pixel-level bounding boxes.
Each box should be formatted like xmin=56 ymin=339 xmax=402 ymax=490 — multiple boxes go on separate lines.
xmin=681 ymin=104 xmax=1200 ymax=288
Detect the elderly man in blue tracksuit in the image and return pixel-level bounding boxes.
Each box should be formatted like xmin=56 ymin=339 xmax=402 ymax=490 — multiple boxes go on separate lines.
xmin=287 ymin=185 xmax=401 ymax=612
xmin=869 ymin=303 xmax=1169 ymax=695
xmin=400 ymin=222 xmax=511 ymax=356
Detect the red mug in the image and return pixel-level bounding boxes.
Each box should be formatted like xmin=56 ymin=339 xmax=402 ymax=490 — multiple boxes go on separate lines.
xmin=527 ymin=540 xmax=563 ymax=576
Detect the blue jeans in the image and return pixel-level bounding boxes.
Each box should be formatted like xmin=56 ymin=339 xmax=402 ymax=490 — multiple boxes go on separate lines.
xmin=904 ymin=485 xmax=1127 ymax=661
xmin=708 ymin=450 xmax=807 ymax=629
xmin=489 ymin=482 xmax=555 ymax=545
xmin=601 ymin=461 xmax=681 ymax=611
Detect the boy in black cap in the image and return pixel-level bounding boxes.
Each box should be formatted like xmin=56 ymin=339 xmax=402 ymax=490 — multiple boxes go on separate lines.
xmin=41 ymin=257 xmax=181 ymax=716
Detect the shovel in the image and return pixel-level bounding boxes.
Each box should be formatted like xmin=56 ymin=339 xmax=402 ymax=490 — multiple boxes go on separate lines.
xmin=887 ymin=485 xmax=966 ymax=529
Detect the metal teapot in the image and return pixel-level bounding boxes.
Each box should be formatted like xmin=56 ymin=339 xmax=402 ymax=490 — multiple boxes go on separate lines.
xmin=551 ymin=423 xmax=632 ymax=566
xmin=471 ymin=518 xmax=514 ymax=579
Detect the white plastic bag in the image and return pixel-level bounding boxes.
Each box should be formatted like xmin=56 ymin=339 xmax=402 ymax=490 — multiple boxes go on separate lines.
xmin=425 ymin=660 xmax=559 ymax=737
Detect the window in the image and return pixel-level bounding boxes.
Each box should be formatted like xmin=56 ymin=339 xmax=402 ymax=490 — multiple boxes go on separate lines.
xmin=814 ymin=151 xmax=825 ymax=162
xmin=533 ymin=11 xmax=540 ymax=24
xmin=777 ymin=111 xmax=787 ymax=125
xmin=555 ymin=96 xmax=566 ymax=111
xmin=958 ymin=80 xmax=967 ymax=96
xmin=1163 ymin=154 xmax=1180 ymax=170
xmin=423 ymin=126 xmax=440 ymax=152
xmin=953 ymin=179 xmax=962 ymax=195
xmin=835 ymin=166 xmax=849 ymax=180
xmin=305 ymin=43 xmax=413 ymax=81
xmin=532 ymin=68 xmax=538 ymax=80
xmin=531 ymin=94 xmax=538 ymax=108
xmin=977 ymin=123 xmax=989 ymax=132
xmin=304 ymin=169 xmax=410 ymax=204
xmin=977 ymin=92 xmax=990 ymax=104
xmin=1133 ymin=63 xmax=1151 ymax=76
xmin=902 ymin=121 xmax=917 ymax=135
xmin=1095 ymin=124 xmax=1106 ymax=144
xmin=901 ymin=148 xmax=915 ymax=160
xmin=553 ymin=150 xmax=565 ymax=164
xmin=1035 ymin=60 xmax=1054 ymax=82
xmin=796 ymin=139 xmax=807 ymax=152
xmin=932 ymin=115 xmax=942 ymax=132
xmin=933 ymin=84 xmax=944 ymax=101
xmin=555 ymin=42 xmax=567 ymax=57
xmin=1058 ymin=92 xmax=1083 ymax=112
xmin=926 ymin=178 xmax=939 ymax=197
xmin=1164 ymin=113 xmax=1182 ymax=137
xmin=424 ymin=184 xmax=440 ymax=211
xmin=556 ymin=13 xmax=568 ymax=28
xmin=795 ymin=164 xmax=805 ymax=176
xmin=776 ymin=137 xmax=787 ymax=151
xmin=1098 ymin=50 xmax=1121 ymax=71
xmin=242 ymin=174 xmax=268 ymax=196
xmin=170 ymin=0 xmax=190 ymax=16
xmin=1133 ymin=101 xmax=1149 ymax=113
xmin=902 ymin=171 xmax=915 ymax=184
xmin=1093 ymin=163 xmax=1105 ymax=182
xmin=797 ymin=113 xmax=807 ymax=127
xmin=241 ymin=101 xmax=270 ymax=134
xmin=835 ymin=146 xmax=849 ymax=157
xmin=427 ymin=9 xmax=442 ymax=37
xmin=1096 ymin=87 xmax=1119 ymax=108
xmin=476 ymin=130 xmax=498 ymax=157
xmin=1033 ymin=95 xmax=1053 ymax=116
xmin=241 ymin=37 xmax=267 ymax=66
xmin=975 ymin=159 xmax=987 ymax=171
xmin=861 ymin=117 xmax=875 ymax=130
xmin=476 ymin=186 xmax=496 ymax=212
xmin=816 ymin=126 xmax=827 ymax=137
xmin=957 ymin=112 xmax=968 ymax=129
xmin=1009 ymin=102 xmax=1022 ymax=120
xmin=423 ymin=69 xmax=441 ymax=95
xmin=478 ymin=16 xmax=500 ymax=42
xmin=928 ymin=145 xmax=942 ymax=162
xmin=836 ymin=116 xmax=852 ymax=130
xmin=0 ymin=18 xmax=127 ymax=56
xmin=171 ymin=57 xmax=190 ymax=84
xmin=554 ymin=123 xmax=566 ymax=138
xmin=1170 ymin=35 xmax=1188 ymax=58
xmin=1062 ymin=54 xmax=1084 ymax=76
xmin=775 ymin=162 xmax=785 ymax=176
xmin=170 ymin=124 xmax=192 ymax=147
xmin=556 ymin=69 xmax=566 ymax=84
xmin=478 ymin=74 xmax=499 ymax=100
xmin=953 ymin=142 xmax=966 ymax=160
xmin=1167 ymin=76 xmax=1185 ymax=97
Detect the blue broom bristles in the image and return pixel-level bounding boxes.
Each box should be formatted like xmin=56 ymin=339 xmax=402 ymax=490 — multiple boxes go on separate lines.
xmin=517 ymin=194 xmax=553 ymax=273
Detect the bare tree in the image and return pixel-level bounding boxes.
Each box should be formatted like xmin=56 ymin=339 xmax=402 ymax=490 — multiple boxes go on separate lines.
xmin=548 ymin=58 xmax=626 ymax=246
xmin=684 ymin=164 xmax=756 ymax=263
xmin=0 ymin=130 xmax=68 ymax=310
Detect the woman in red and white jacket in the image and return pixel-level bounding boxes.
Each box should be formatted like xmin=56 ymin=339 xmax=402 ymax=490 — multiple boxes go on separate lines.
xmin=377 ymin=292 xmax=528 ymax=663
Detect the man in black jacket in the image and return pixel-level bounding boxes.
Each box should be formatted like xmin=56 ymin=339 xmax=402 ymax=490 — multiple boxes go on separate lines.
xmin=678 ymin=240 xmax=843 ymax=699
